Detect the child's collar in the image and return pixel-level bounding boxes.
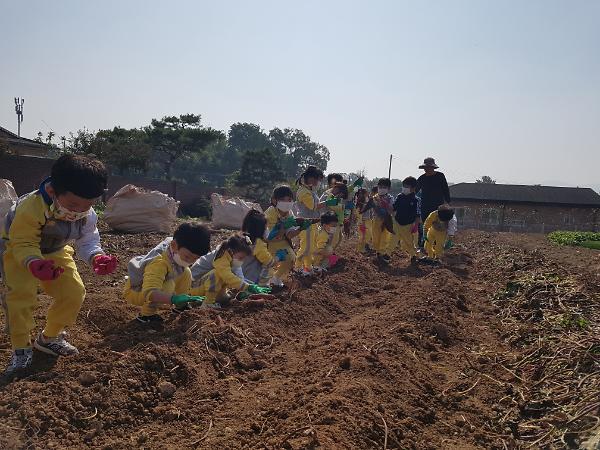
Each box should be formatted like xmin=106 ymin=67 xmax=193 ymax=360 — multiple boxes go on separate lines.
xmin=37 ymin=177 xmax=53 ymax=205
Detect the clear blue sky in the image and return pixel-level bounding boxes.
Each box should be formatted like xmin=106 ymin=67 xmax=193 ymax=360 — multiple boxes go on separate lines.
xmin=1 ymin=0 xmax=599 ymax=190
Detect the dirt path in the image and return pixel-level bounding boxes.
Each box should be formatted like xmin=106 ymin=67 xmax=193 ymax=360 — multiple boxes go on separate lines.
xmin=1 ymin=229 xmax=598 ymax=449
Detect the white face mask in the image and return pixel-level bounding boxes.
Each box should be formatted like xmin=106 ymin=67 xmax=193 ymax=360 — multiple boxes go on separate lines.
xmin=378 ymin=188 xmax=388 ymax=195
xmin=51 ymin=198 xmax=91 ymax=222
xmin=277 ymin=201 xmax=293 ymax=212
xmin=327 ymin=226 xmax=337 ymax=235
xmin=402 ymin=187 xmax=412 ymax=195
xmin=232 ymin=258 xmax=244 ymax=268
xmin=172 ymin=252 xmax=192 ymax=268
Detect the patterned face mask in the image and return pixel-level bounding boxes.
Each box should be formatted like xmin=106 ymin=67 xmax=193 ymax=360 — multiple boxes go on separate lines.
xmin=172 ymin=252 xmax=192 ymax=267
xmin=51 ymin=198 xmax=90 ymax=222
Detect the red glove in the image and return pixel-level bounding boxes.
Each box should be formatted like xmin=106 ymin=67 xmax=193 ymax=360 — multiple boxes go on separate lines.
xmin=359 ymin=224 xmax=367 ymax=234
xmin=28 ymin=259 xmax=64 ymax=281
xmin=93 ymin=255 xmax=118 ymax=275
xmin=328 ymin=254 xmax=339 ymax=267
xmin=410 ymin=223 xmax=419 ymax=234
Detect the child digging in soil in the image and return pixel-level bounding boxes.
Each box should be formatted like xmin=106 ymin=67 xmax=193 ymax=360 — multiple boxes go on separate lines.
xmin=0 ymin=154 xmax=118 ymax=375
xmin=388 ymin=176 xmax=420 ymax=264
xmin=190 ymin=234 xmax=271 ymax=308
xmin=423 ymin=204 xmax=457 ymax=260
xmin=312 ymin=211 xmax=341 ymax=271
xmin=190 ymin=210 xmax=278 ymax=290
xmin=363 ymin=178 xmax=395 ymax=264
xmin=124 ymin=222 xmax=211 ymax=323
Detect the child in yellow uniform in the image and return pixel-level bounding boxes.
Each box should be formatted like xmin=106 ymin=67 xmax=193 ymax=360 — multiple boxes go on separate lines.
xmin=191 ymin=234 xmax=270 ymax=307
xmin=319 ymin=181 xmax=348 ymax=254
xmin=354 ymin=188 xmax=373 ymax=253
xmin=240 ymin=210 xmax=277 ymax=286
xmin=123 ymin=223 xmax=211 ymax=322
xmin=294 ymin=166 xmax=332 ymax=274
xmin=388 ymin=176 xmax=420 ymax=264
xmin=264 ymin=185 xmax=302 ymax=280
xmin=424 ymin=205 xmax=456 ymax=260
xmin=363 ymin=178 xmax=395 ymax=263
xmin=0 ymin=155 xmax=117 ymax=374
xmin=312 ymin=211 xmax=341 ymax=270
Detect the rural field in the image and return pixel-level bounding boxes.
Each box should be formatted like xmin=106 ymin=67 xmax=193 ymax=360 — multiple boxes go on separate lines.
xmin=1 ymin=226 xmax=599 ymax=449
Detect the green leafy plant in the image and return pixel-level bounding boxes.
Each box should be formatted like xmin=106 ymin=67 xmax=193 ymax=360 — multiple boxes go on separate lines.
xmin=548 ymin=231 xmax=600 ymax=247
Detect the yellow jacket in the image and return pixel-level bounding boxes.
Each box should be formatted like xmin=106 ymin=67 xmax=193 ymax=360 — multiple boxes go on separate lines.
xmin=264 ymin=206 xmax=295 ymax=243
xmin=213 ymin=249 xmax=249 ymax=291
xmin=254 ymin=238 xmax=272 ymax=265
xmin=424 ymin=211 xmax=447 ymax=234
xmin=1 ymin=189 xmax=103 ymax=268
xmin=140 ymin=250 xmax=192 ymax=301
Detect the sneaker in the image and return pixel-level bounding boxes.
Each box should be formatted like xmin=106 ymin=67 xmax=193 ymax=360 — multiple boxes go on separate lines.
xmin=136 ymin=314 xmax=164 ymax=324
xmin=34 ymin=332 xmax=79 ymax=357
xmin=301 ymin=268 xmax=313 ymax=277
xmin=382 ymin=254 xmax=391 ymax=263
xmin=5 ymin=348 xmax=33 ymax=375
xmin=269 ymin=276 xmax=285 ymax=288
xmin=313 ymin=266 xmax=327 ymax=274
xmin=172 ymin=303 xmax=193 ymax=314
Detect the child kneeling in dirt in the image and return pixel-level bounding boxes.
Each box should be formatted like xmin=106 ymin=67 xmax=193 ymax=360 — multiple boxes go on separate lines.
xmin=0 ymin=155 xmax=118 ymax=375
xmin=190 ymin=234 xmax=271 ymax=307
xmin=190 ymin=210 xmax=277 ymax=291
xmin=312 ymin=211 xmax=341 ymax=271
xmin=423 ymin=205 xmax=457 ymax=260
xmin=123 ymin=223 xmax=211 ymax=323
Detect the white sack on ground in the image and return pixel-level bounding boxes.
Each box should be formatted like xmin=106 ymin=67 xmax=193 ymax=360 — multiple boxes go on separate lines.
xmin=0 ymin=179 xmax=17 ymax=224
xmin=211 ymin=193 xmax=262 ymax=229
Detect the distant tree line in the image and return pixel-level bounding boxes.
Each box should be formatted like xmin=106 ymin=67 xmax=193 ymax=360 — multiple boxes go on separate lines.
xmin=37 ymin=114 xmax=330 ymax=202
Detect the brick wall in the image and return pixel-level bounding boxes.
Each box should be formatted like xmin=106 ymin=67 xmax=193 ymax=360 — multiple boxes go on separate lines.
xmin=0 ymin=154 xmax=219 ymax=214
xmin=453 ymin=200 xmax=600 ymax=233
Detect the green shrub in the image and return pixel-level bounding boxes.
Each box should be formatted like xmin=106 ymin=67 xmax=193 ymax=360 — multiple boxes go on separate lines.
xmin=548 ymin=231 xmax=600 ymax=247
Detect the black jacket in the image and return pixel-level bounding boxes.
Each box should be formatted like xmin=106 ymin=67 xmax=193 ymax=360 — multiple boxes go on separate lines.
xmin=393 ymin=193 xmax=418 ymax=226
xmin=416 ymin=172 xmax=451 ymax=215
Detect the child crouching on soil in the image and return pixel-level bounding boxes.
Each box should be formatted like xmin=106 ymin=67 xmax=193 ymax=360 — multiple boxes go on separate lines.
xmin=423 ymin=205 xmax=457 ymax=260
xmin=264 ymin=185 xmax=303 ymax=280
xmin=123 ymin=223 xmax=211 ymax=323
xmin=312 ymin=211 xmax=341 ymax=271
xmin=1 ymin=154 xmax=118 ymax=374
xmin=190 ymin=210 xmax=276 ymax=291
xmin=388 ymin=176 xmax=420 ymax=264
xmin=190 ymin=234 xmax=271 ymax=308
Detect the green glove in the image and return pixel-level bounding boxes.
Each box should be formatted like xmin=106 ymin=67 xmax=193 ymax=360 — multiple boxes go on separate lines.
xmin=238 ymin=291 xmax=250 ymax=300
xmin=352 ymin=177 xmax=364 ymax=188
xmin=171 ymin=294 xmax=205 ymax=306
xmin=444 ymin=239 xmax=454 ymax=250
xmin=299 ymin=219 xmax=312 ymax=230
xmin=282 ymin=216 xmax=297 ymax=229
xmin=248 ymin=284 xmax=272 ymax=294
xmin=325 ymin=198 xmax=339 ymax=206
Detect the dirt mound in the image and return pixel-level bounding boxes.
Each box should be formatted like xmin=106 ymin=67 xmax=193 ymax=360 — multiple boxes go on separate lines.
xmin=1 ymin=228 xmax=599 ymax=449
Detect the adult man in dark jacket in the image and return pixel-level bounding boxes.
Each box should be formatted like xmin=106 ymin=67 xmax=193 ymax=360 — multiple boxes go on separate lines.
xmin=416 ymin=157 xmax=451 ymax=245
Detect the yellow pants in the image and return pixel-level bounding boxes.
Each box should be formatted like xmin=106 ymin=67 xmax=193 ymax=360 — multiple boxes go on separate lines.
xmin=1 ymin=246 xmax=85 ymax=350
xmin=295 ymin=224 xmax=316 ymax=270
xmin=312 ymin=246 xmax=333 ymax=268
xmin=190 ymin=271 xmax=222 ymax=305
xmin=372 ymin=217 xmax=392 ymax=254
xmin=123 ymin=278 xmax=178 ymax=316
xmin=388 ymin=222 xmax=417 ymax=258
xmin=267 ymin=240 xmax=296 ymax=279
xmin=425 ymin=228 xmax=448 ymax=259
xmin=356 ymin=219 xmax=373 ymax=252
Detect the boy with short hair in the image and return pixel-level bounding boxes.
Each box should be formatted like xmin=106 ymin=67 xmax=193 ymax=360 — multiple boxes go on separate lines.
xmin=124 ymin=222 xmax=211 ymax=322
xmin=388 ymin=176 xmax=420 ymax=264
xmin=423 ymin=204 xmax=457 ymax=260
xmin=0 ymin=154 xmax=117 ymax=374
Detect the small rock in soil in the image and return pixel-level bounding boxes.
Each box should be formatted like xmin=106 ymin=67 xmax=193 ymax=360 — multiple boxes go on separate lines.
xmin=78 ymin=372 xmax=96 ymax=387
xmin=339 ymin=356 xmax=351 ymax=370
xmin=158 ymin=381 xmax=176 ymax=398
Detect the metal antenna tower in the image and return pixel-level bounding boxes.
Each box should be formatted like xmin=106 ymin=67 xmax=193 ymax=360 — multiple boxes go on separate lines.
xmin=14 ymin=97 xmax=24 ymax=137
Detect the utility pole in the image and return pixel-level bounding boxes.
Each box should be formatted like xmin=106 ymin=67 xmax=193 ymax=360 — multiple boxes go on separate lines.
xmin=14 ymin=97 xmax=24 ymax=137
xmin=388 ymin=154 xmax=392 ymax=179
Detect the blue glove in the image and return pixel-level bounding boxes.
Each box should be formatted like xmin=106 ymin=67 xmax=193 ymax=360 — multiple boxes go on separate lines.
xmin=267 ymin=223 xmax=281 ymax=240
xmin=275 ymin=248 xmax=288 ymax=261
xmin=325 ymin=198 xmax=339 ymax=206
xmin=345 ymin=201 xmax=355 ymax=210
